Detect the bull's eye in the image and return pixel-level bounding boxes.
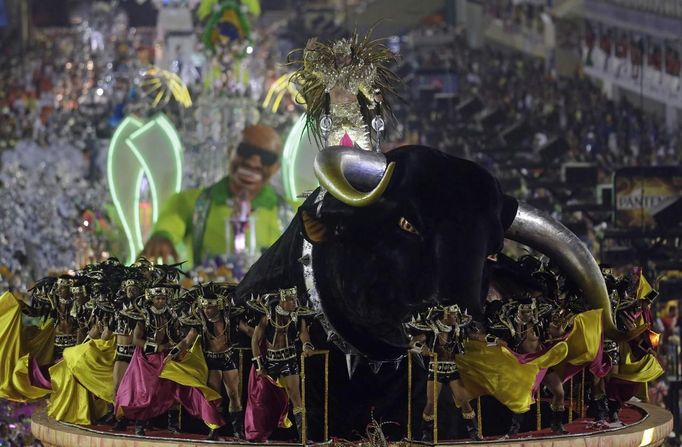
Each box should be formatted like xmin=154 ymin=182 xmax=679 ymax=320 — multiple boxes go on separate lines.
xmin=399 ymin=217 xmax=420 ymax=235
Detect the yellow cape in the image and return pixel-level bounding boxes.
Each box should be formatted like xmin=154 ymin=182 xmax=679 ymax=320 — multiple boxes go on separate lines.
xmin=160 ymin=338 xmax=224 ymax=429
xmin=553 ymin=309 xmax=603 ymax=378
xmin=456 ymin=339 xmax=568 ymax=413
xmin=47 ymin=338 xmax=117 ymax=424
xmin=0 ymin=291 xmax=55 ymax=402
xmin=160 ymin=337 xmax=221 ymax=402
xmin=612 ymin=342 xmax=664 ymax=384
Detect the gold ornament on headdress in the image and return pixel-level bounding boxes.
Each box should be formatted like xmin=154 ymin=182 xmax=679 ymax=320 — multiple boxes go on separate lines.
xmin=145 ymin=286 xmax=175 ymax=301
xmin=70 ymin=285 xmax=87 ymax=295
xmin=279 ymin=286 xmax=298 ymax=303
xmin=288 ymin=31 xmax=402 ymax=147
xmin=122 ymin=279 xmax=140 ymax=288
xmin=56 ymin=277 xmax=75 ymax=289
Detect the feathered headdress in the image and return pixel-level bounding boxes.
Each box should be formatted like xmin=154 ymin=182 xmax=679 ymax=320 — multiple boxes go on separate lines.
xmin=28 ymin=276 xmax=57 ymax=304
xmin=149 ymin=262 xmax=185 ymax=287
xmin=288 ymin=30 xmax=402 ymax=146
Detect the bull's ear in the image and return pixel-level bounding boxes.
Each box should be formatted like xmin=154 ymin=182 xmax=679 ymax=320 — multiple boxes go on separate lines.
xmin=298 ymin=188 xmax=386 ymax=243
xmin=298 ymin=189 xmax=358 ymax=244
xmin=300 ymin=210 xmax=329 ymax=243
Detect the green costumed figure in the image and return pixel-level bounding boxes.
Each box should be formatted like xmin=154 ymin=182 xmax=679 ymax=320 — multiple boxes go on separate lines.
xmin=143 ymin=124 xmax=289 ymax=268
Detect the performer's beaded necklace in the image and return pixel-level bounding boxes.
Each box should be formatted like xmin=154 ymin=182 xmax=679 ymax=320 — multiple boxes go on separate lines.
xmin=56 ymin=303 xmax=70 ymax=322
xmin=55 ymin=301 xmax=76 ymax=332
xmin=436 ymin=326 xmax=458 ymax=358
xmin=266 ymin=305 xmax=297 ymax=348
xmin=166 ymin=320 xmax=186 ymax=346
xmin=147 ymin=309 xmax=171 ymax=341
xmin=434 ymin=320 xmax=453 ymax=333
xmin=270 ymin=305 xmax=295 ymax=330
xmin=204 ymin=312 xmax=230 ymax=344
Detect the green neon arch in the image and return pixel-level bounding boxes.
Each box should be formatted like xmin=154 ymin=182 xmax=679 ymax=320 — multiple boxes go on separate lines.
xmin=107 ymin=114 xmax=184 ymax=264
xmin=282 ymin=113 xmax=320 ymax=203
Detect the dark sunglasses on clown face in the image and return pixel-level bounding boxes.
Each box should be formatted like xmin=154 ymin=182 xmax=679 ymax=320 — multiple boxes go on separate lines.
xmin=236 ymin=143 xmax=279 ymax=166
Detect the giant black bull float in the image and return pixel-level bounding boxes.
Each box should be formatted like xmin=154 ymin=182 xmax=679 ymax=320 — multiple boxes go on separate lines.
xmin=236 ymin=144 xmax=624 ymax=361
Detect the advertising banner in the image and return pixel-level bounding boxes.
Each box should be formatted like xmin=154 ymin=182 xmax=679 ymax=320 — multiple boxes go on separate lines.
xmin=614 ymin=166 xmax=682 ymax=229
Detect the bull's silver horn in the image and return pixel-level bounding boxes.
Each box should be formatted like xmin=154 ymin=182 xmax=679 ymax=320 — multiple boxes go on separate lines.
xmin=313 ymin=145 xmax=395 ymax=207
xmin=505 ymin=202 xmax=622 ymax=340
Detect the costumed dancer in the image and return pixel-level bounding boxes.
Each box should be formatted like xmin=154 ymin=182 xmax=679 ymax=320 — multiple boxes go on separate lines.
xmin=52 ymin=275 xmax=79 ymax=361
xmin=44 ymin=260 xmax=127 ymax=424
xmin=246 ymin=287 xmax=315 ymax=442
xmin=500 ymin=298 xmax=569 ymax=434
xmin=602 ymin=269 xmax=663 ymax=422
xmin=115 ymin=264 xmax=225 ymax=438
xmin=47 ymin=279 xmax=118 ymax=425
xmin=290 ymin=33 xmax=400 ymax=151
xmin=539 ymin=267 xmax=610 ymax=427
xmin=167 ymin=283 xmax=247 ymax=439
xmin=21 ymin=278 xmax=57 ymax=322
xmin=19 ymin=274 xmax=80 ymax=397
xmin=0 ymin=279 xmax=55 ymax=402
xmin=131 ymin=270 xmax=181 ymax=436
xmin=407 ymin=304 xmax=483 ymax=441
xmin=111 ymin=266 xmax=147 ymax=430
xmin=70 ymin=277 xmax=92 ymax=344
xmin=483 ymin=256 xmax=570 ymax=435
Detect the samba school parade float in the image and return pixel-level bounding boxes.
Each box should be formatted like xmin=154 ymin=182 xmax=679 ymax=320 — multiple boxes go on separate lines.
xmin=0 ymin=32 xmax=672 ymax=447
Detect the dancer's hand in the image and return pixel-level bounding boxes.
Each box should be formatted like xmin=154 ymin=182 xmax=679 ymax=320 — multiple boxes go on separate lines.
xmin=88 ymin=322 xmax=102 ymax=339
xmin=101 ymin=325 xmax=113 ymax=340
xmin=302 ymin=341 xmax=315 ymax=357
xmin=163 ymin=347 xmax=181 ymax=364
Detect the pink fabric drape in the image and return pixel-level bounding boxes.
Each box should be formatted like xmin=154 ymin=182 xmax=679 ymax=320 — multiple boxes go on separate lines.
xmin=512 ymin=347 xmax=552 ymax=394
xmin=28 ymin=356 xmax=52 ymax=390
xmin=560 ymin=336 xmax=611 ymax=383
xmin=244 ymin=364 xmax=290 ymax=442
xmin=115 ymin=348 xmax=223 ymax=427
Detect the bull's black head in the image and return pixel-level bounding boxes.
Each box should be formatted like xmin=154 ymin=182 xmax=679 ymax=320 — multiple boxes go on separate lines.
xmin=302 ymin=145 xmax=517 ymax=360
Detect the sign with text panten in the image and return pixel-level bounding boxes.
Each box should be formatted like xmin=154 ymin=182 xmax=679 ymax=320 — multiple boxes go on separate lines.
xmin=613 ymin=166 xmax=682 ymax=230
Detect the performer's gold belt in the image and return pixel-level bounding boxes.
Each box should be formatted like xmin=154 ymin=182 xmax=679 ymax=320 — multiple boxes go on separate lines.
xmin=206 ymin=348 xmax=233 ymax=359
xmin=55 ymin=334 xmax=77 ymax=347
xmin=266 ymin=346 xmax=297 ymax=362
xmin=604 ymin=340 xmax=618 ymax=354
xmin=428 ymin=361 xmax=458 ymax=374
xmin=116 ymin=344 xmax=135 ymax=356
